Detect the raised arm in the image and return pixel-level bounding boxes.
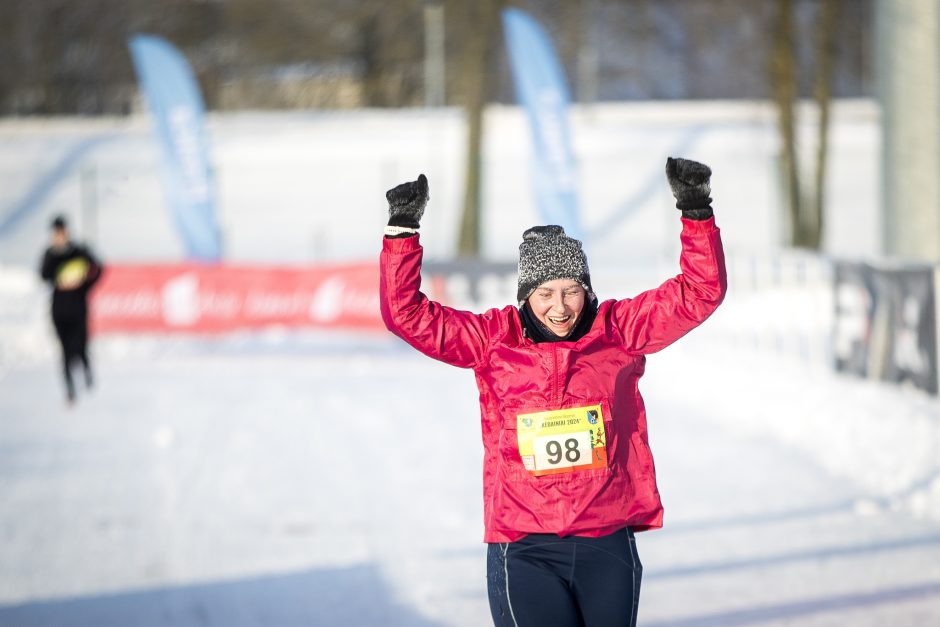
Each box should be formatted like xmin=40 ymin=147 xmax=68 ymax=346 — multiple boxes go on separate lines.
xmin=612 ymin=158 xmax=727 ymax=354
xmin=380 ymin=174 xmax=496 ymax=369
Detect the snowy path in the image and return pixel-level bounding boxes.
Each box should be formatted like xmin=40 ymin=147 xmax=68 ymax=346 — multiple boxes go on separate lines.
xmin=1 ymin=332 xmax=939 ymax=626
xmin=640 ymin=353 xmax=940 ymax=627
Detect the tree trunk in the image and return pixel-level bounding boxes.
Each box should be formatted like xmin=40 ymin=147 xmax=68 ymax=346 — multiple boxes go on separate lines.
xmin=809 ymin=0 xmax=840 ymax=251
xmin=769 ymin=0 xmax=802 ymax=247
xmin=457 ymin=0 xmax=502 ymax=258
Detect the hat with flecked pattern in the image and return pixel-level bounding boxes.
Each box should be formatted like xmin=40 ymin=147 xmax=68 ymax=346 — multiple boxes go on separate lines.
xmin=516 ymin=225 xmax=593 ymax=306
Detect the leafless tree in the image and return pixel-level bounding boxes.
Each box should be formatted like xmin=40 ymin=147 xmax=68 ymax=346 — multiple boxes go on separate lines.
xmin=455 ymin=0 xmax=504 ymax=257
xmin=769 ymin=0 xmax=841 ymax=250
xmin=810 ymin=0 xmax=840 ymax=251
xmin=769 ymin=0 xmax=803 ymax=246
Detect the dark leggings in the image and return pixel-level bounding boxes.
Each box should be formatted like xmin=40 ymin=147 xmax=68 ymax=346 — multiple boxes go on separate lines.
xmin=487 ymin=527 xmax=643 ymax=627
xmin=53 ymin=314 xmax=90 ymax=399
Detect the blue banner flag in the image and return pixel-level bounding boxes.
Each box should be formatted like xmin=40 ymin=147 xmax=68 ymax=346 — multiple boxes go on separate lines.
xmin=502 ymin=8 xmax=582 ymax=240
xmin=129 ymin=34 xmax=221 ymax=261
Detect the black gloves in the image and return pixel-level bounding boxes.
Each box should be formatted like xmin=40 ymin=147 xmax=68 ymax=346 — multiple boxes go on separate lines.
xmin=385 ymin=174 xmax=429 ymax=237
xmin=665 ymin=157 xmax=713 ymax=221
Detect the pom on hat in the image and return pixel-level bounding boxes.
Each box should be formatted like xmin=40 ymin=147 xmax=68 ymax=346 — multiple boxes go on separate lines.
xmin=517 ymin=225 xmax=593 ymax=306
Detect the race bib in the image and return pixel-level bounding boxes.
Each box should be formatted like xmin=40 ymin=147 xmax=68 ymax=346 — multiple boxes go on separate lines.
xmin=56 ymin=258 xmax=89 ymax=290
xmin=517 ymin=404 xmax=607 ymax=477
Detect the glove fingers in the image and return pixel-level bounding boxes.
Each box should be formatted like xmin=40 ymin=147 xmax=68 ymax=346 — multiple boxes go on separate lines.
xmin=665 ymin=157 xmax=678 ymax=182
xmin=386 ymin=182 xmax=415 ymax=205
xmin=385 ymin=174 xmax=429 ymax=230
xmin=386 ymin=174 xmax=429 ymax=206
xmin=665 ymin=157 xmax=712 ymax=213
xmin=666 ymin=156 xmax=709 ymax=185
xmin=677 ymin=161 xmax=711 ymax=185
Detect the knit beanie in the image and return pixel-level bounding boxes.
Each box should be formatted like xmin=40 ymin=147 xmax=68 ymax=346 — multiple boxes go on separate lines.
xmin=516 ymin=225 xmax=593 ymax=306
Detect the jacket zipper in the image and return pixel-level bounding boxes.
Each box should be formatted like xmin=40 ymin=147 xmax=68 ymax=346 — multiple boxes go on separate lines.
xmin=551 ymin=345 xmax=560 ymax=406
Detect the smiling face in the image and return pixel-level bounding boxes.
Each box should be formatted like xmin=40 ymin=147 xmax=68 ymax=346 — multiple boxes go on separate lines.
xmin=527 ymin=278 xmax=586 ymax=337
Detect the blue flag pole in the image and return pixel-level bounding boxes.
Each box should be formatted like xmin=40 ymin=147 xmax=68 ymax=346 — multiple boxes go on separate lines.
xmin=129 ymin=34 xmax=222 ymax=261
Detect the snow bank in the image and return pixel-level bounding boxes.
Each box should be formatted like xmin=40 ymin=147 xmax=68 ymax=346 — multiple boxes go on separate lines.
xmin=652 ymin=314 xmax=940 ymax=525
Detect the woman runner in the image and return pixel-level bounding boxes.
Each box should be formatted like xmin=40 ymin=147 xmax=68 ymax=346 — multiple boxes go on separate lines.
xmin=379 ymin=158 xmax=726 ymax=626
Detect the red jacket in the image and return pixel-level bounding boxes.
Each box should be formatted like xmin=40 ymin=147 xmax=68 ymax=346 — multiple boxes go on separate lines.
xmin=380 ymin=217 xmax=726 ymax=542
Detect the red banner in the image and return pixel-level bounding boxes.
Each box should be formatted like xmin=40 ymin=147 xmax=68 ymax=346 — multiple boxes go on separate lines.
xmin=90 ymin=263 xmax=383 ymax=333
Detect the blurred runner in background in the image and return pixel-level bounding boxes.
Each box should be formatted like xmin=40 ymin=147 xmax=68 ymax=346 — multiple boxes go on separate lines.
xmin=40 ymin=215 xmax=104 ymax=405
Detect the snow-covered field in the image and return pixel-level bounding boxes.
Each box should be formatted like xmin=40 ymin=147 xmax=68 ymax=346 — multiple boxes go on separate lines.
xmin=2 ymin=103 xmax=940 ymax=625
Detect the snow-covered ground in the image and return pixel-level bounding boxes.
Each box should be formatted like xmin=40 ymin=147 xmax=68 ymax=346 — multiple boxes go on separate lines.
xmin=2 ymin=258 xmax=940 ymax=626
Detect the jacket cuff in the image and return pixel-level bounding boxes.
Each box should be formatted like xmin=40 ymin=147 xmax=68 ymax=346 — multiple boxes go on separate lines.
xmin=680 ymin=215 xmax=717 ymax=234
xmin=383 ymin=232 xmax=421 ymax=252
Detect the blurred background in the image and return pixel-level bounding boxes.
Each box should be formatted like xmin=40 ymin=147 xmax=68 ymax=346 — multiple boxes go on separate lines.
xmin=2 ymin=0 xmax=940 ymax=625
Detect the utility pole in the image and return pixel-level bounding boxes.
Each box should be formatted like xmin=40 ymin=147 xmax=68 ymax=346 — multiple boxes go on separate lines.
xmin=424 ymin=0 xmax=446 ymax=108
xmin=576 ymin=0 xmax=600 ymax=106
